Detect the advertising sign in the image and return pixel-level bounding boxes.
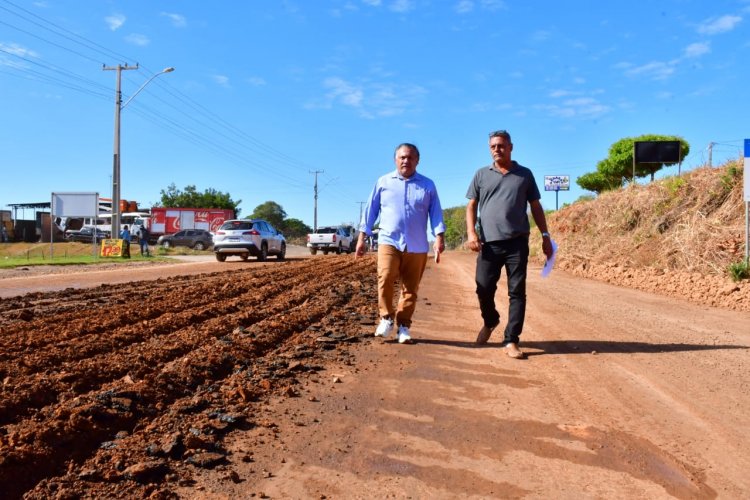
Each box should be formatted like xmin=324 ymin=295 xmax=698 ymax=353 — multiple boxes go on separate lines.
xmin=100 ymin=239 xmax=125 ymax=258
xmin=544 ymin=175 xmax=570 ymax=191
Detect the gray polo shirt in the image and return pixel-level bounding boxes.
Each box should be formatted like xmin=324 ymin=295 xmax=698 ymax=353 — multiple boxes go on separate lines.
xmin=466 ymin=161 xmax=541 ymax=242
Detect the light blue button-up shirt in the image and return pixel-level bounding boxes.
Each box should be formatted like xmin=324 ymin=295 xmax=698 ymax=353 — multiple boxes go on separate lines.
xmin=360 ymin=170 xmax=445 ymax=253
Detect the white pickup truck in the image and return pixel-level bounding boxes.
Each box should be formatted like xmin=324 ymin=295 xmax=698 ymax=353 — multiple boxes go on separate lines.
xmin=306 ymin=226 xmax=355 ymax=255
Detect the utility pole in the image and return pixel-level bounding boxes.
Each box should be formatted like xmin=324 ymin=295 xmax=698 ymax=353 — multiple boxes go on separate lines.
xmin=708 ymin=141 xmax=714 ymax=168
xmin=103 ymin=63 xmax=139 ymax=238
xmin=310 ymin=170 xmax=324 ymax=232
xmin=103 ymin=64 xmax=173 ymax=239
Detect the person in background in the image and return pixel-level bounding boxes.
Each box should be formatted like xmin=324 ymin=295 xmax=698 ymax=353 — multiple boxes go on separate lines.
xmin=119 ymin=224 xmax=131 ymax=259
xmin=356 ymin=143 xmax=445 ymax=344
xmin=138 ymin=225 xmax=150 ymax=256
xmin=465 ymin=130 xmax=553 ymax=359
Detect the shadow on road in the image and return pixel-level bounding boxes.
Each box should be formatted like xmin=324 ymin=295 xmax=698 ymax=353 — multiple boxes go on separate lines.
xmin=414 ymin=338 xmax=749 ymax=356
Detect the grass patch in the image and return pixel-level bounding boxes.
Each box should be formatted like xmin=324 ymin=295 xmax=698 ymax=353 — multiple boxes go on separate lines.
xmin=0 ymin=242 xmax=177 ymax=269
xmin=728 ymin=261 xmax=750 ymax=282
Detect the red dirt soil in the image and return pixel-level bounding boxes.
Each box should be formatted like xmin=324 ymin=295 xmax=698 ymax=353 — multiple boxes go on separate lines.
xmin=1 ymin=251 xmax=748 ymax=499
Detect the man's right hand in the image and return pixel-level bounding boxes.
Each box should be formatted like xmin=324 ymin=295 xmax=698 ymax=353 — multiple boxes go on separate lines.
xmin=466 ymin=234 xmax=482 ymax=253
xmin=355 ymin=239 xmax=367 ymax=258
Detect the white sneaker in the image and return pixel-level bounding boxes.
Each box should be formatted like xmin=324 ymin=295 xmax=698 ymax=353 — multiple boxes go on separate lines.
xmin=397 ymin=325 xmax=412 ymax=344
xmin=375 ymin=318 xmax=394 ymax=338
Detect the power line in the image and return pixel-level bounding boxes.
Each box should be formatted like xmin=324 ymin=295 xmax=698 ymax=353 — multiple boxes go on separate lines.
xmin=0 ymin=0 xmax=317 ymax=189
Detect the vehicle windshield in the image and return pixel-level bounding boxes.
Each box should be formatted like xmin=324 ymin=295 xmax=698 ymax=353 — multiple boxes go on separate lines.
xmin=318 ymin=227 xmax=336 ymax=233
xmin=220 ymin=221 xmax=253 ymax=231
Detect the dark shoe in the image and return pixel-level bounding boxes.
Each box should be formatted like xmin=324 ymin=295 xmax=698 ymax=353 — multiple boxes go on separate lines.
xmin=505 ymin=342 xmax=525 ymax=359
xmin=476 ymin=325 xmax=495 ymax=345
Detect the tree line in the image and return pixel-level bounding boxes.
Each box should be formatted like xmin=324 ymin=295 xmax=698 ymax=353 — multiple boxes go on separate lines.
xmin=156 ymin=184 xmax=312 ymax=238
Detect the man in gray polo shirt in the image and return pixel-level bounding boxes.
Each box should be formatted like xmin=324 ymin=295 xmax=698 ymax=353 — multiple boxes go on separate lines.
xmin=465 ymin=130 xmax=553 ymax=359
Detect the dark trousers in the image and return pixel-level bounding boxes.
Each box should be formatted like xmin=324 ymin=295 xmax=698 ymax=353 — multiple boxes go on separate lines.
xmin=475 ymin=237 xmax=529 ymax=345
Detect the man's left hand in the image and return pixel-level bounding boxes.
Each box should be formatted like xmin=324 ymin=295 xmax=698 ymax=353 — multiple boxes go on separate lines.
xmin=542 ymin=238 xmax=553 ymax=259
xmin=433 ymin=234 xmax=445 ymax=263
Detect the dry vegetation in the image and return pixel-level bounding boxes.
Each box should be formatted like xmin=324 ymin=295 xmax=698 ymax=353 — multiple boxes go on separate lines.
xmin=533 ymin=161 xmax=749 ymax=312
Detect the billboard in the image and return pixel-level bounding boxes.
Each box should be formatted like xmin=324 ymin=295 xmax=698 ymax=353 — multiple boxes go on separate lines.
xmin=634 ymin=141 xmax=681 ymax=163
xmin=51 ymin=192 xmax=99 ymax=217
xmin=544 ymin=175 xmax=570 ymax=191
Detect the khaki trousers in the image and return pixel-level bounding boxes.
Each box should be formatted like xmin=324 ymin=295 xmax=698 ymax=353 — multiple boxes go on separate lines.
xmin=377 ymin=244 xmax=428 ymax=327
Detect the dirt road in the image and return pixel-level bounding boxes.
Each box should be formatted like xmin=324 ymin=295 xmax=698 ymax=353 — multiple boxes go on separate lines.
xmin=1 ymin=250 xmax=748 ymax=498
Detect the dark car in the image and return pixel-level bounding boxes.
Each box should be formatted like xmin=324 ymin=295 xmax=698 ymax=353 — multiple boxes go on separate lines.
xmin=156 ymin=229 xmax=213 ymax=250
xmin=65 ymin=226 xmax=108 ymax=243
xmin=213 ymin=219 xmax=286 ymax=262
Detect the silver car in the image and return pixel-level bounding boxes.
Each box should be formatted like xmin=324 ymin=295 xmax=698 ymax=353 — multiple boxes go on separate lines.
xmin=213 ymin=219 xmax=286 ymax=262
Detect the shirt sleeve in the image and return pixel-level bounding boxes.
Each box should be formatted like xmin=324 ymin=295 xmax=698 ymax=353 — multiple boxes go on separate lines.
xmin=359 ymin=181 xmax=381 ymax=235
xmin=428 ymin=181 xmax=446 ymax=236
xmin=466 ymin=170 xmax=480 ymax=200
xmin=527 ymin=170 xmax=542 ymax=202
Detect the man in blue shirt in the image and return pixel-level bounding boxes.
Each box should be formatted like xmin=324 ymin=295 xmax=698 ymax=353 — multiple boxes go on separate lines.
xmin=356 ymin=143 xmax=445 ymax=344
xmin=119 ymin=224 xmax=131 ymax=259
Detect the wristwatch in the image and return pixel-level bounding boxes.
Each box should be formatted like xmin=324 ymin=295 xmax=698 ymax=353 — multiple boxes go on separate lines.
xmin=541 ymin=232 xmax=550 ymax=238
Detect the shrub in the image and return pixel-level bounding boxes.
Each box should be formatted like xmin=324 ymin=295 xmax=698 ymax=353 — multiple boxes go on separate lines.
xmin=727 ymin=261 xmax=750 ymax=282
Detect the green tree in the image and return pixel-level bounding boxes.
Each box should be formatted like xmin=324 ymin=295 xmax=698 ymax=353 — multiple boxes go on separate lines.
xmin=576 ymin=160 xmax=623 ymax=194
xmin=157 ymin=183 xmax=241 ymax=215
xmin=442 ymin=205 xmax=467 ymax=250
xmin=281 ymin=218 xmax=311 ymax=238
xmin=249 ymin=201 xmax=287 ymax=228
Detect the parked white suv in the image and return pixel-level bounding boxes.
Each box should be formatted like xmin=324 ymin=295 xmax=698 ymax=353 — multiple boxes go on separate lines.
xmin=213 ymin=219 xmax=286 ymax=262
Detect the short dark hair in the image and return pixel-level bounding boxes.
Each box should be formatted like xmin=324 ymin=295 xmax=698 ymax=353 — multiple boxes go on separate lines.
xmin=489 ymin=130 xmax=512 ymax=142
xmin=394 ymin=143 xmax=420 ymax=159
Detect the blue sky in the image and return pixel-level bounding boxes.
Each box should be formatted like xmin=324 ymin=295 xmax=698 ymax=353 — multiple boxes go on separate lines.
xmin=1 ymin=0 xmax=748 ymax=227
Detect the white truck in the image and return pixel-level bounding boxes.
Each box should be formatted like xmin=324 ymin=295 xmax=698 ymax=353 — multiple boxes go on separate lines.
xmin=306 ymin=226 xmax=355 ymax=255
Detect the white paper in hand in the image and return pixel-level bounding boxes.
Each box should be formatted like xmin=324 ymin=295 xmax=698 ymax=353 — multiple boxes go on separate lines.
xmin=541 ymin=239 xmax=558 ymax=278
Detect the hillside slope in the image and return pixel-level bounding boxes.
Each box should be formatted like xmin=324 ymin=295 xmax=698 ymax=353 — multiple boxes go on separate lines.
xmin=534 ymin=161 xmax=749 ymax=312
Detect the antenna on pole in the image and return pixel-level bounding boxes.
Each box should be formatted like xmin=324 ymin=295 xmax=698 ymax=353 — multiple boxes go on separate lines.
xmin=310 ymin=170 xmax=324 ymax=232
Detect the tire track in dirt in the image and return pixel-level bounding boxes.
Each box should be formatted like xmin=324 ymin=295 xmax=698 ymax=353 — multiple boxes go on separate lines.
xmin=0 ymin=256 xmax=378 ymax=499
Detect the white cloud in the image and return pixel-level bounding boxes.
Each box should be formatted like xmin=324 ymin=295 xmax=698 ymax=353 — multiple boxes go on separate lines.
xmin=541 ymin=93 xmax=611 ymax=119
xmin=105 ymin=13 xmax=126 ymax=31
xmin=247 ymin=76 xmax=267 ymax=86
xmin=456 ymin=1 xmax=474 ymax=14
xmin=124 ymin=33 xmax=150 ymax=46
xmin=697 ymin=14 xmax=742 ymax=35
xmin=161 ymin=12 xmax=187 ymax=28
xmin=324 ymin=77 xmax=364 ymax=107
xmin=684 ymin=41 xmax=710 ymax=58
xmin=0 ymin=42 xmax=38 ymax=59
xmin=212 ymin=75 xmax=230 ymax=87
xmin=390 ymin=0 xmax=415 ymax=13
xmin=307 ymin=76 xmax=426 ymax=119
xmin=480 ymin=0 xmax=506 ymax=10
xmin=531 ymin=30 xmax=551 ymax=42
xmin=549 ymin=89 xmax=578 ymax=98
xmin=623 ymin=61 xmax=675 ymax=80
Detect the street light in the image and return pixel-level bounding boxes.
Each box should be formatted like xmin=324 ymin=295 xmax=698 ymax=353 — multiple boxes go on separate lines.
xmin=104 ymin=65 xmax=174 ymax=238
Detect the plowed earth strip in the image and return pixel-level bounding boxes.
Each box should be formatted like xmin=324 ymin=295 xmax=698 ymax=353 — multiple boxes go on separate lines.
xmin=0 ymin=256 xmax=378 ymax=499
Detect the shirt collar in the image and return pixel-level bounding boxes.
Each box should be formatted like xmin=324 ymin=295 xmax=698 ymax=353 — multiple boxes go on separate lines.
xmin=391 ymin=169 xmax=421 ymax=181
